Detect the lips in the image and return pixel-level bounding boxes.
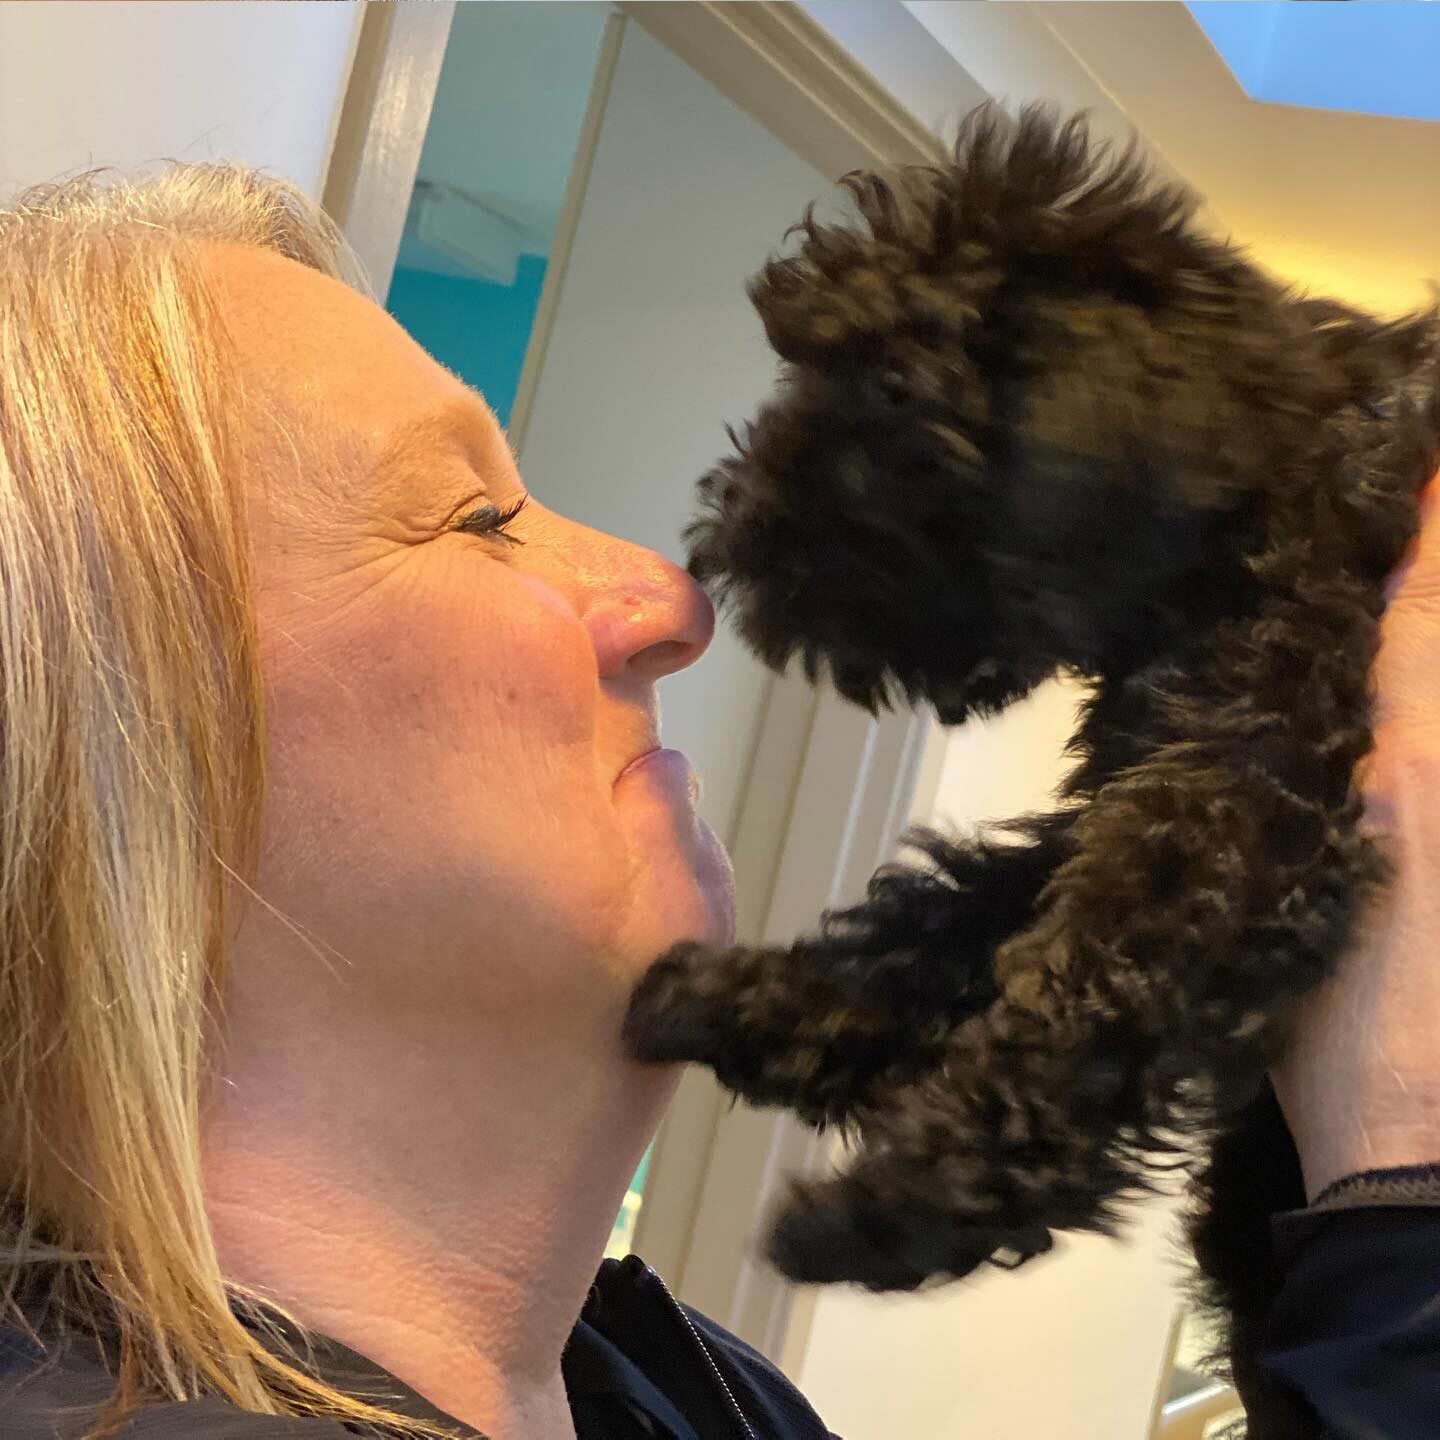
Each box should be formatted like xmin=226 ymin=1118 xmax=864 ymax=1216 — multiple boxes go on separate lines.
xmin=617 ymin=744 xmax=662 ymax=784
xmin=616 ymin=747 xmax=702 ymax=807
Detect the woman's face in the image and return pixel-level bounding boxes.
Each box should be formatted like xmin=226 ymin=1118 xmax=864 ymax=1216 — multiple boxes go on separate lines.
xmin=216 ymin=246 xmax=734 ymax=1044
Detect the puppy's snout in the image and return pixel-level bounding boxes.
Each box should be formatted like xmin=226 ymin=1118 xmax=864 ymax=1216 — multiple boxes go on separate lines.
xmin=685 ymin=542 xmax=723 ymax=587
xmin=684 ymin=454 xmax=773 ymax=591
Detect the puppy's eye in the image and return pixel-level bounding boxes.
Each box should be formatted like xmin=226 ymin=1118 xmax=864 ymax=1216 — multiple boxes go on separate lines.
xmin=878 ymin=369 xmax=908 ymax=405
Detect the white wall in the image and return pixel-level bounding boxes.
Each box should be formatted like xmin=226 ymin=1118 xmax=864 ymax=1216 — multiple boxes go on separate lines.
xmin=793 ymin=682 xmax=1189 ymax=1440
xmin=518 ymin=21 xmax=832 ymax=848
xmin=0 ymin=0 xmax=361 ymax=199
xmin=796 ymin=1204 xmax=1185 ymax=1440
xmin=902 ymin=0 xmax=1141 ymax=144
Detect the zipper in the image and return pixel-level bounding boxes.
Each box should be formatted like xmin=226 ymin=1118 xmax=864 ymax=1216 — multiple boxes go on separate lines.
xmin=643 ymin=1263 xmax=759 ymax=1440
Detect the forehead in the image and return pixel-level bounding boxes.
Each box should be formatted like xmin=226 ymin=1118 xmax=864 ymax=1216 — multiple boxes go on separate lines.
xmin=202 ymin=244 xmax=509 ymax=507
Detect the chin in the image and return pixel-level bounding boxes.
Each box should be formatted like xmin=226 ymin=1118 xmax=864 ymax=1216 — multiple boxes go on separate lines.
xmin=665 ymin=830 xmax=737 ymax=950
xmin=691 ymin=814 xmax=737 ymax=945
xmin=631 ymin=831 xmax=736 ymax=968
xmin=611 ymin=753 xmax=737 ymax=953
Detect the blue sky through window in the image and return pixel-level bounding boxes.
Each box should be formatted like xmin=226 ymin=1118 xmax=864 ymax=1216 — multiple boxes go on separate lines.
xmin=1187 ymin=2 xmax=1440 ymax=123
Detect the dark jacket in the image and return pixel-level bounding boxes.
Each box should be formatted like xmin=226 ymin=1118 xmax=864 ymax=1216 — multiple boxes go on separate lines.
xmin=3 ymin=1177 xmax=1439 ymax=1439
xmin=1261 ymin=1165 xmax=1440 ymax=1438
xmin=0 ymin=1254 xmax=835 ymax=1439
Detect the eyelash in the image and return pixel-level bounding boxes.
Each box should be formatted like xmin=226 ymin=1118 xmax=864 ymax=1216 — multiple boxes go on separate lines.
xmin=451 ymin=495 xmax=527 ymax=546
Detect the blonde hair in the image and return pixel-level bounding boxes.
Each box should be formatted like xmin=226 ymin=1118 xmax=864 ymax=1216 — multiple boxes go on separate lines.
xmin=0 ymin=167 xmax=449 ymax=1437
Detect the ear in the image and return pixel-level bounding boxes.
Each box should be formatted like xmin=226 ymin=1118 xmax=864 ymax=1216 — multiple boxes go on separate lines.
xmin=1299 ymin=297 xmax=1439 ymax=403
xmin=747 ymin=254 xmax=849 ymax=367
xmin=747 ymin=242 xmax=903 ymax=368
xmin=747 ymin=176 xmax=941 ymax=367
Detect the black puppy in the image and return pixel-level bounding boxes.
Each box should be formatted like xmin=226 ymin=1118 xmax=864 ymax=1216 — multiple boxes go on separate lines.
xmin=624 ymin=106 xmax=1439 ymax=1437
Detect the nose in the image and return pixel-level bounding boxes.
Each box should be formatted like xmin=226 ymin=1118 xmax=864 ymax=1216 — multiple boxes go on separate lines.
xmin=573 ymin=528 xmax=715 ymax=683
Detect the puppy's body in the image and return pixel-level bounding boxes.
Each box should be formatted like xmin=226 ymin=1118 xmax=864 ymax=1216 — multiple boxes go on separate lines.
xmin=624 ymin=108 xmax=1440 ymax=1437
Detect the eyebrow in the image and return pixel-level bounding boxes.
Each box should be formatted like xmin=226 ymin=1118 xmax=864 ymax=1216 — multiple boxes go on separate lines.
xmin=373 ymin=391 xmax=498 ymax=474
xmin=366 ymin=390 xmax=511 ymax=508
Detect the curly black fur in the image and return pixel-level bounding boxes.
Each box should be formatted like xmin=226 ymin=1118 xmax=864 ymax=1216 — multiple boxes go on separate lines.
xmin=623 ymin=106 xmax=1440 ymax=1437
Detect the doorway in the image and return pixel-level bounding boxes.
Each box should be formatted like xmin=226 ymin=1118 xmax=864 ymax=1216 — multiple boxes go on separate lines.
xmin=348 ymin=0 xmax=835 ymax=1261
xmin=323 ymin=0 xmax=940 ymax=1350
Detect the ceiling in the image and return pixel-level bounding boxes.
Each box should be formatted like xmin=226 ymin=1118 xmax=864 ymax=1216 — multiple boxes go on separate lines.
xmin=1028 ymin=1 xmax=1440 ymax=316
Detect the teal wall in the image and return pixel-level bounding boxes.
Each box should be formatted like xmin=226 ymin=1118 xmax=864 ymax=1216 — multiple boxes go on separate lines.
xmin=386 ymin=254 xmax=549 ymax=428
xmin=383 ymin=0 xmax=608 ymax=426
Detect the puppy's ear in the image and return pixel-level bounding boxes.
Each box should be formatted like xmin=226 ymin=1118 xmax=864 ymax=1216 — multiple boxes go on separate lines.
xmin=747 ymin=253 xmax=847 ymax=367
xmin=1299 ymin=297 xmax=1439 ymax=404
xmin=748 ymin=245 xmax=901 ymax=368
xmin=747 ymin=175 xmax=937 ymax=366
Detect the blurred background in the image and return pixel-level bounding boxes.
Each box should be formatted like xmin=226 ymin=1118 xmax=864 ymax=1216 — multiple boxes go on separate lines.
xmin=4 ymin=3 xmax=1436 ymax=1437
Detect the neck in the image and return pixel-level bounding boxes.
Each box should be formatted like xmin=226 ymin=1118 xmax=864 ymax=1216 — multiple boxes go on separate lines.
xmin=204 ymin=983 xmax=671 ymax=1440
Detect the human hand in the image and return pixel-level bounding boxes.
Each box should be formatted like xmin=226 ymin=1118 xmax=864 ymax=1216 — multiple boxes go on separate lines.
xmin=1272 ymin=481 xmax=1440 ymax=1199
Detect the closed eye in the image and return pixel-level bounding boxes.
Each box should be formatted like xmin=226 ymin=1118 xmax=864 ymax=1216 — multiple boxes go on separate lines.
xmin=451 ymin=495 xmax=528 ymax=546
xmin=878 ymin=369 xmax=908 ymax=405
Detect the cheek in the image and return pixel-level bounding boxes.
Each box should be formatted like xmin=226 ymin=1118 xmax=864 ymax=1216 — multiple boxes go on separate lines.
xmin=264 ymin=565 xmax=594 ymax=790
xmin=252 ymin=562 xmax=627 ymax=988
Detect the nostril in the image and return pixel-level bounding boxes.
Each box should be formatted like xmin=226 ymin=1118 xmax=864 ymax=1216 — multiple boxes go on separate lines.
xmin=878 ymin=369 xmax=908 ymax=405
xmin=636 ymin=639 xmax=695 ymax=678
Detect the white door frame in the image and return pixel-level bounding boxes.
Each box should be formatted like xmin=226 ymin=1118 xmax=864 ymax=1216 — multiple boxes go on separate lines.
xmin=621 ymin=1 xmax=946 ymax=176
xmin=650 ymin=679 xmax=940 ymax=1363
xmin=321 ymin=1 xmax=457 ymax=299
xmin=321 ymin=0 xmax=976 ymax=1363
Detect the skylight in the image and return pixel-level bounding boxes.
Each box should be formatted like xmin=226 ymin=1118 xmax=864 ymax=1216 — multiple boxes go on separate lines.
xmin=1187 ymin=2 xmax=1440 ymax=124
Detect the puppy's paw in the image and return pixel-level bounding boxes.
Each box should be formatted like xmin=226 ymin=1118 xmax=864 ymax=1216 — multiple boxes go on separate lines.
xmin=623 ymin=942 xmax=733 ymax=1065
xmin=767 ymin=1173 xmax=1054 ymax=1292
xmin=624 ymin=937 xmax=942 ymax=1118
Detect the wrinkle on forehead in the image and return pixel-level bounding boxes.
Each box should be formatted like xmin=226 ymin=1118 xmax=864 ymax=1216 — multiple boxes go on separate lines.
xmin=362 ymin=396 xmax=516 ymax=512
xmin=199 ymin=243 xmax=513 ymax=530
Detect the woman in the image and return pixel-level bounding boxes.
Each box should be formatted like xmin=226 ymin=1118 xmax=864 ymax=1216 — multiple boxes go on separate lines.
xmin=0 ymin=166 xmax=757 ymax=1440
xmin=0 ymin=165 xmax=1432 ymax=1440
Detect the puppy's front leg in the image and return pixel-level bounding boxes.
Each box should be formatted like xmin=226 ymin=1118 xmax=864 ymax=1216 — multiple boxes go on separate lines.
xmin=623 ymin=822 xmax=1065 ymax=1124
xmin=762 ymin=739 xmax=1381 ymax=1288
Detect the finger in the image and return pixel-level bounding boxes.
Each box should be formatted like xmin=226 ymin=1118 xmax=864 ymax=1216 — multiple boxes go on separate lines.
xmin=1385 ymin=473 xmax=1440 ymax=603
